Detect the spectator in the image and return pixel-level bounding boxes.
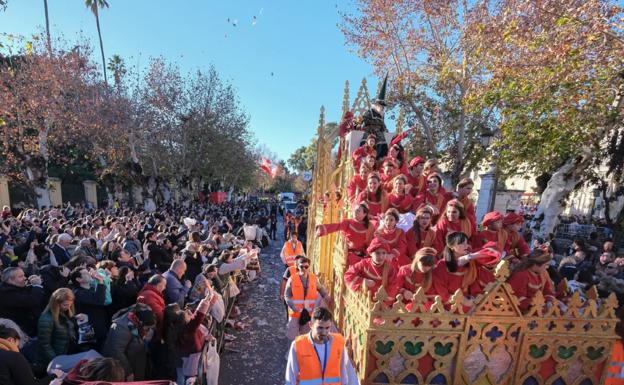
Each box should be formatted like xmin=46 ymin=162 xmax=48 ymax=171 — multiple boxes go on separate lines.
xmin=110 ymin=266 xmax=141 ymax=315
xmin=37 ymin=288 xmax=76 ymax=366
xmin=163 ymin=294 xmax=214 ymax=385
xmin=72 ymin=239 xmax=97 ymax=261
xmin=51 ymin=234 xmax=73 ymax=266
xmin=39 ymin=264 xmax=71 ymax=304
xmin=70 ymin=267 xmax=108 ymax=348
xmin=137 ymin=274 xmax=167 ymax=339
xmin=182 ymin=242 xmax=203 ymax=282
xmin=0 ymin=267 xmax=44 ymax=337
xmin=0 ymin=324 xmax=62 ymax=385
xmin=102 ymin=303 xmax=156 ymax=381
xmin=163 ymin=260 xmax=191 ymax=306
xmin=146 ymin=232 xmax=172 ymax=273
xmin=111 ymin=249 xmax=137 ymax=270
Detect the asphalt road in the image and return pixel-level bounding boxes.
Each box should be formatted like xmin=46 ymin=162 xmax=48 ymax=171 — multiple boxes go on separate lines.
xmin=219 ymin=224 xmax=291 ymax=385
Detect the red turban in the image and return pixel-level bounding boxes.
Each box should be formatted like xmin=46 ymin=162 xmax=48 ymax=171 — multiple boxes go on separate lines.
xmin=503 ymin=212 xmax=524 ymax=226
xmin=482 ymin=211 xmax=503 ymax=227
xmin=409 ymin=156 xmax=425 ymax=169
xmin=367 ymin=238 xmax=391 ymax=255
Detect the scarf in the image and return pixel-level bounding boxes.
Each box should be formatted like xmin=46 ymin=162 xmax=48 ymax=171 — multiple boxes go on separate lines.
xmin=0 ymin=337 xmax=19 ymax=352
xmin=127 ymin=312 xmax=147 ymax=339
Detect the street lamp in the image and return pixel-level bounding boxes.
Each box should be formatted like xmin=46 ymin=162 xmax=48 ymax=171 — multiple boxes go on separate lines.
xmin=480 ymin=128 xmax=494 ymax=149
xmin=475 ymin=127 xmax=498 ymax=222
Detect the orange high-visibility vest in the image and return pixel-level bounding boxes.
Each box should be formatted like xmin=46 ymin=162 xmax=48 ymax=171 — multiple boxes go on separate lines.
xmin=607 ymin=340 xmax=624 ymax=385
xmin=295 ymin=333 xmax=344 ymax=385
xmin=283 ymin=240 xmax=304 ymax=267
xmin=289 ymin=273 xmax=318 ymax=319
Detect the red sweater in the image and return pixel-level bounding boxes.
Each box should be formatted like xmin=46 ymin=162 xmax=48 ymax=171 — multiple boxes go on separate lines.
xmin=180 ymin=310 xmax=207 ymax=356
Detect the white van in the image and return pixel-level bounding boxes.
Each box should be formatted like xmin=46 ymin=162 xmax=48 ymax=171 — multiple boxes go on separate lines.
xmin=279 ymin=192 xmax=295 ymax=202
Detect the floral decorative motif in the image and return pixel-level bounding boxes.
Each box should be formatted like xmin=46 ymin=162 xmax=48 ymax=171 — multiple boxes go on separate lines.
xmin=375 ymin=340 xmax=394 ymax=355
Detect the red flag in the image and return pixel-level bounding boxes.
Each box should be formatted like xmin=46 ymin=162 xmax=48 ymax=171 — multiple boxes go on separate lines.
xmin=260 ymin=157 xmax=278 ymax=178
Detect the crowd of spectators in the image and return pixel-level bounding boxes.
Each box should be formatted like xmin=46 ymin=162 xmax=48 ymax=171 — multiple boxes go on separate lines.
xmin=0 ymin=199 xmax=282 ymax=385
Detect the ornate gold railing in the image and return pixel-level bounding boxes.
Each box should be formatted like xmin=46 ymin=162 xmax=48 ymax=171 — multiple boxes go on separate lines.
xmin=307 ymin=79 xmax=619 ymax=385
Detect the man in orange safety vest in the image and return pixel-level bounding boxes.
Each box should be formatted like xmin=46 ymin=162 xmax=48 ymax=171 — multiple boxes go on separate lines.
xmin=285 ymin=307 xmax=360 ymax=385
xmin=284 ymin=257 xmax=332 ymax=340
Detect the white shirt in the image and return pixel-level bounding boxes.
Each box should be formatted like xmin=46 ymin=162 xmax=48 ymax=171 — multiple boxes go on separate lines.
xmin=285 ymin=334 xmax=360 ymax=385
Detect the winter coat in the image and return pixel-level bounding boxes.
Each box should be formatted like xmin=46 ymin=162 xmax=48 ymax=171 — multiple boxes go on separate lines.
xmin=147 ymin=242 xmax=172 ymax=272
xmin=0 ymin=282 xmax=44 ymax=337
xmin=110 ymin=279 xmax=141 ymax=314
xmin=0 ymin=347 xmax=55 ymax=385
xmin=73 ymin=284 xmax=108 ymax=345
xmin=163 ymin=270 xmax=188 ymax=307
xmin=37 ymin=310 xmax=75 ymax=364
xmin=39 ymin=265 xmax=69 ymax=303
xmin=136 ymin=285 xmax=165 ymax=339
xmin=101 ymin=312 xmax=149 ymax=381
xmin=183 ymin=251 xmax=203 ymax=282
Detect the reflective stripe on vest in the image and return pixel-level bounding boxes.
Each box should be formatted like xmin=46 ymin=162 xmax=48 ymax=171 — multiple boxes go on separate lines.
xmin=284 ymin=241 xmax=304 ymax=267
xmin=289 ymin=273 xmax=318 ymax=318
xmin=295 ymin=333 xmax=344 ymax=385
xmin=606 ymin=340 xmax=624 ymax=385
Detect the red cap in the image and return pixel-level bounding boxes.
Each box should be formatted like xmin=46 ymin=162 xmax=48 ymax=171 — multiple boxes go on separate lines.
xmin=503 ymin=212 xmax=524 ymax=226
xmin=409 ymin=156 xmax=425 ymax=169
xmin=367 ymin=237 xmax=391 ymax=255
xmin=482 ymin=211 xmax=503 ymax=227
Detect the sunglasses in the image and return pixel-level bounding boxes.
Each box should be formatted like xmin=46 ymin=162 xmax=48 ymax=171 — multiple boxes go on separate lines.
xmin=298 ymin=265 xmax=310 ymax=269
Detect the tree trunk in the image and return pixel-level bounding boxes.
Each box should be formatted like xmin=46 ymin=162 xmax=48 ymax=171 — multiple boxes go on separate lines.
xmin=43 ymin=0 xmax=51 ymax=54
xmin=26 ymin=167 xmax=51 ymax=209
xmin=30 ymin=125 xmax=52 ymax=209
xmin=94 ymin=7 xmax=107 ymax=85
xmin=531 ymin=153 xmax=589 ymax=239
xmin=131 ymin=184 xmax=144 ymax=206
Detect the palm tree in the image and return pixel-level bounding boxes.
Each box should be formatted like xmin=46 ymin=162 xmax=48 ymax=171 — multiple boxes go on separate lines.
xmin=84 ymin=0 xmax=109 ymax=85
xmin=107 ymin=54 xmax=126 ymax=93
xmin=43 ymin=0 xmax=51 ymax=53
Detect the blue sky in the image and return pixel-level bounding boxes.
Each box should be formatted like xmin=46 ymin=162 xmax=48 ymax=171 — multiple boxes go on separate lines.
xmin=1 ymin=0 xmax=384 ymax=164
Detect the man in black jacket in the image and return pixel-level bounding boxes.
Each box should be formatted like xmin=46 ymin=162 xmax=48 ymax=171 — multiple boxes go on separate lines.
xmin=70 ymin=267 xmax=108 ymax=348
xmin=145 ymin=232 xmax=172 ymax=273
xmin=0 ymin=267 xmax=44 ymax=337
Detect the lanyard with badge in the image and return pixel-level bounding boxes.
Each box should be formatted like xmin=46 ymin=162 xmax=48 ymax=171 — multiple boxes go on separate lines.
xmin=312 ymin=335 xmax=328 ymax=380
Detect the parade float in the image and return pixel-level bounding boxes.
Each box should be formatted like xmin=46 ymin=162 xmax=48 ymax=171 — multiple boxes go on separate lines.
xmin=306 ymin=79 xmax=619 ymax=385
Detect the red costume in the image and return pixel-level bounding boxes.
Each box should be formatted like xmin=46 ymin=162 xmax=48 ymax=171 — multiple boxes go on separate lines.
xmin=431 ymin=246 xmax=500 ymax=302
xmin=475 ymin=212 xmax=510 ymax=252
xmin=412 ymin=190 xmax=449 ymax=221
xmin=405 ymin=227 xmax=444 ymax=258
xmin=434 ymin=216 xmax=476 ymax=249
xmin=352 ymin=145 xmax=376 ymax=171
xmin=317 ymin=219 xmax=373 ymax=266
xmin=344 ymin=241 xmax=396 ymax=297
xmin=406 ymin=156 xmax=426 ymax=197
xmin=380 ymin=173 xmax=395 ymax=193
xmin=356 ymin=190 xmax=388 ymax=219
xmin=387 ymin=192 xmax=413 ymax=213
xmin=507 ymin=269 xmax=556 ymax=312
xmin=390 ymin=264 xmax=436 ymax=306
xmin=458 ymin=196 xmax=477 ymax=228
xmin=347 ymin=174 xmax=367 ymax=202
xmin=374 ymin=227 xmax=408 ymax=267
xmin=407 ymin=173 xmax=426 ymax=197
xmin=503 ymin=213 xmax=531 ymax=259
xmin=476 ymin=229 xmax=510 ymax=252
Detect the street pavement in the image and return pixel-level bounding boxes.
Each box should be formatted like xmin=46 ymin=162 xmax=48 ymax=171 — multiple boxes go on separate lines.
xmin=219 ymin=224 xmax=291 ymax=385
